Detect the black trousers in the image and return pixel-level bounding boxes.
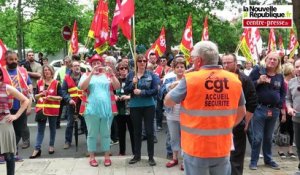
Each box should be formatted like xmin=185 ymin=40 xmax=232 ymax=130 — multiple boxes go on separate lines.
xmin=111 ymin=116 xmax=119 ymax=142
xmin=116 ymin=114 xmax=135 ymax=155
xmin=3 ymin=153 xmax=15 ymax=175
xmin=10 ymin=109 xmax=26 ymax=145
xmin=130 ymin=106 xmax=155 ymax=158
xmin=230 ymin=121 xmax=246 ymax=175
xmin=279 ymin=113 xmax=294 ymax=145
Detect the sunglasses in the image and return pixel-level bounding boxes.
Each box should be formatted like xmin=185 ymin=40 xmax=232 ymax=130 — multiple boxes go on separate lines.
xmin=119 ymin=67 xmax=128 ymax=70
xmin=137 ymin=60 xmax=147 ymax=63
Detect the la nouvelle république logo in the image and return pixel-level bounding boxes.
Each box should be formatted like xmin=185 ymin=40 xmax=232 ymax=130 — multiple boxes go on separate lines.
xmin=242 ymin=5 xmax=293 ymax=28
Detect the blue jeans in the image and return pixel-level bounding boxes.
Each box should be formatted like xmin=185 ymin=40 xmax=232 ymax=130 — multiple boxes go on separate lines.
xmin=183 ymin=153 xmax=231 ymax=175
xmin=35 ymin=116 xmax=57 ymax=150
xmin=167 ymin=120 xmax=181 ymax=151
xmin=250 ymin=105 xmax=279 ymax=166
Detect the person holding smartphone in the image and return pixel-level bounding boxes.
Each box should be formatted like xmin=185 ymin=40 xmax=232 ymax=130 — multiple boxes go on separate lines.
xmin=79 ymin=54 xmax=120 ymax=167
xmin=286 ymin=58 xmax=300 ymax=170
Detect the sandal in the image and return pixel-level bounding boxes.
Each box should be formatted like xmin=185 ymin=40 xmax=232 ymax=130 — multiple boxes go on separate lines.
xmin=166 ymin=159 xmax=178 ymax=168
xmin=104 ymin=158 xmax=112 ymax=167
xmin=278 ymin=152 xmax=286 ymax=158
xmin=89 ymin=159 xmax=98 ymax=167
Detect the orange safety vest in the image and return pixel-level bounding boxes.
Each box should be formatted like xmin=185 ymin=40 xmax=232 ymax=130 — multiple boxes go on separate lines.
xmin=1 ymin=66 xmax=29 ymax=109
xmin=35 ymin=79 xmax=61 ymax=116
xmin=64 ymin=74 xmax=84 ymax=102
xmin=180 ymin=68 xmax=242 ymax=158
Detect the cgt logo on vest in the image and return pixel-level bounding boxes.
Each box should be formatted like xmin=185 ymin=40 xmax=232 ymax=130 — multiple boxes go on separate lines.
xmin=204 ymin=72 xmax=229 ymax=93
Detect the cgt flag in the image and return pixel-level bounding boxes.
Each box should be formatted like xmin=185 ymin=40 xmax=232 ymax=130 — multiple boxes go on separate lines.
xmin=278 ymin=34 xmax=284 ymax=57
xmin=267 ymin=28 xmax=276 ymax=53
xmin=145 ymin=27 xmax=166 ymax=59
xmin=88 ymin=0 xmax=109 ymax=54
xmin=201 ymin=16 xmax=209 ymax=41
xmin=289 ymin=29 xmax=299 ymax=59
xmin=180 ymin=15 xmax=193 ymax=64
xmin=109 ymin=0 xmax=121 ymax=46
xmin=0 ymin=39 xmax=6 ymax=67
xmin=70 ymin=20 xmax=79 ymax=54
xmin=119 ymin=0 xmax=135 ymax=40
xmin=239 ymin=28 xmax=253 ymax=62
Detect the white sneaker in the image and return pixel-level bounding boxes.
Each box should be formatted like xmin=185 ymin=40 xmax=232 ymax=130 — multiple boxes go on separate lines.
xmin=259 ymin=154 xmax=263 ymax=158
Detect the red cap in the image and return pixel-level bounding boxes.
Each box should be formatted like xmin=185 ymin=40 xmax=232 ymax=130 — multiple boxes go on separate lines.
xmin=88 ymin=54 xmax=104 ymax=65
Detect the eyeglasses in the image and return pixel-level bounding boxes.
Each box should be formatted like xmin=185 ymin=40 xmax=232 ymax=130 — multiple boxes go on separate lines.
xmin=137 ymin=60 xmax=147 ymax=63
xmin=119 ymin=67 xmax=128 ymax=70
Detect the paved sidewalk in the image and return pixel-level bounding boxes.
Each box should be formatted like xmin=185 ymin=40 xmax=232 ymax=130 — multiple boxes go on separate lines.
xmin=0 ymin=156 xmax=299 ymax=175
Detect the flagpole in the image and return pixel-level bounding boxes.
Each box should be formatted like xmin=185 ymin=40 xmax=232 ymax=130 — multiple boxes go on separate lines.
xmin=235 ymin=41 xmax=242 ymax=54
xmin=128 ymin=40 xmax=134 ymax=60
xmin=85 ymin=37 xmax=90 ymax=51
xmin=132 ymin=15 xmax=138 ymax=89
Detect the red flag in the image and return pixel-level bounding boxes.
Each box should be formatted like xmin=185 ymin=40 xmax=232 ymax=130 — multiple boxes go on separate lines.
xmin=278 ymin=34 xmax=284 ymax=56
xmin=239 ymin=28 xmax=253 ymax=62
xmin=70 ymin=20 xmax=79 ymax=54
xmin=88 ymin=0 xmax=102 ymax=38
xmin=109 ymin=0 xmax=121 ymax=46
xmin=288 ymin=29 xmax=299 ymax=59
xmin=90 ymin=0 xmax=109 ymax=54
xmin=179 ymin=15 xmax=193 ymax=64
xmin=0 ymin=39 xmax=7 ymax=67
xmin=119 ymin=0 xmax=134 ymax=40
xmin=201 ymin=16 xmax=209 ymax=41
xmin=267 ymin=28 xmax=276 ymax=53
xmin=145 ymin=27 xmax=166 ymax=59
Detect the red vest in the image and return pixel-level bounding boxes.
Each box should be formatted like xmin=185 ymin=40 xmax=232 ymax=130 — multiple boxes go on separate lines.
xmin=154 ymin=65 xmax=170 ymax=79
xmin=35 ymin=79 xmax=60 ymax=116
xmin=64 ymin=74 xmax=83 ymax=102
xmin=1 ymin=66 xmax=29 ymax=109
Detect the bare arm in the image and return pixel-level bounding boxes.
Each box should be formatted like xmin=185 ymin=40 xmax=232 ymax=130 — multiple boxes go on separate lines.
xmin=28 ymin=72 xmax=41 ymax=79
xmin=244 ymin=111 xmax=253 ymax=131
xmin=110 ymin=75 xmax=120 ymax=90
xmin=79 ymin=73 xmax=92 ymax=91
xmin=164 ymin=93 xmax=177 ymax=107
xmin=6 ymin=85 xmax=29 ymax=122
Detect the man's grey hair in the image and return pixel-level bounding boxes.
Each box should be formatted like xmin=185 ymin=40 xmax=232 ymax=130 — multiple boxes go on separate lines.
xmin=192 ymin=41 xmax=219 ymax=65
xmin=105 ymin=56 xmax=117 ymax=66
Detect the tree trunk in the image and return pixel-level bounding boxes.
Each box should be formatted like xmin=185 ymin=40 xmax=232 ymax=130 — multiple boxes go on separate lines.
xmin=293 ymin=0 xmax=300 ymax=56
xmin=16 ymin=0 xmax=23 ymax=60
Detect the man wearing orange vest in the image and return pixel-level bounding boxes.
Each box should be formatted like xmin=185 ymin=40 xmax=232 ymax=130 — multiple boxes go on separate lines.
xmin=164 ymin=41 xmax=246 ymax=175
xmin=61 ymin=60 xmax=86 ymax=149
xmin=1 ymin=50 xmax=32 ymax=161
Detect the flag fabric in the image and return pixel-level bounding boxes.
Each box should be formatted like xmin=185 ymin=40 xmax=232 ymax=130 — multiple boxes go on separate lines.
xmin=267 ymin=28 xmax=276 ymax=53
xmin=0 ymin=39 xmax=7 ymax=67
xmin=249 ymin=28 xmax=262 ymax=62
xmin=88 ymin=0 xmax=109 ymax=54
xmin=278 ymin=34 xmax=285 ymax=57
xmin=179 ymin=15 xmax=193 ymax=64
xmin=109 ymin=0 xmax=121 ymax=46
xmin=70 ymin=20 xmax=79 ymax=54
xmin=289 ymin=29 xmax=299 ymax=59
xmin=145 ymin=27 xmax=166 ymax=59
xmin=119 ymin=0 xmax=134 ymax=40
xmin=201 ymin=16 xmax=209 ymax=41
xmin=239 ymin=28 xmax=253 ymax=62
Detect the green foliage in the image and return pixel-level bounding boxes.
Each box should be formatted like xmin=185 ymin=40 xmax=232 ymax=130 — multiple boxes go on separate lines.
xmin=0 ymin=8 xmax=17 ymax=48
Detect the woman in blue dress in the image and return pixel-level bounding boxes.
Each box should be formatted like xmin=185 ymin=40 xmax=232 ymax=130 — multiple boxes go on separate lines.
xmin=79 ymin=54 xmax=120 ymax=167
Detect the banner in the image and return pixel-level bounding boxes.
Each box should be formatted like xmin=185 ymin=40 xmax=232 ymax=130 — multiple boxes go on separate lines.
xmin=179 ymin=15 xmax=193 ymax=64
xmin=119 ymin=0 xmax=134 ymax=40
xmin=239 ymin=28 xmax=253 ymax=62
xmin=109 ymin=0 xmax=121 ymax=46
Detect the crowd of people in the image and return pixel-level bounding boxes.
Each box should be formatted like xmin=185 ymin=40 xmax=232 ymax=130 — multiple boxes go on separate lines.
xmin=0 ymin=41 xmax=300 ymax=175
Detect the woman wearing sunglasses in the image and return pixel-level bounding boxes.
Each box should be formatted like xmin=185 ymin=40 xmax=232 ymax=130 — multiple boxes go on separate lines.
xmin=286 ymin=58 xmax=300 ymax=170
xmin=115 ymin=62 xmax=134 ymax=156
xmin=124 ymin=54 xmax=159 ymax=166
